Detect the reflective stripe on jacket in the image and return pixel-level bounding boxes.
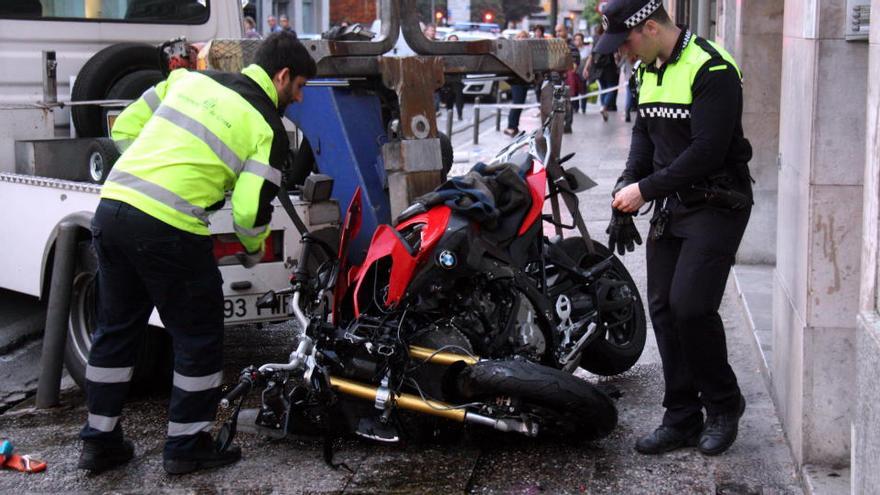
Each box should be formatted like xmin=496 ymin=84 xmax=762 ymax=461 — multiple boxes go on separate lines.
xmin=104 ymin=64 xmax=288 ymax=253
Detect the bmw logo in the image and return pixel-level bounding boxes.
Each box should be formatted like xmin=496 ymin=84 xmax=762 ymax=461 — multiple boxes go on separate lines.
xmin=437 ymin=250 xmax=457 ymax=269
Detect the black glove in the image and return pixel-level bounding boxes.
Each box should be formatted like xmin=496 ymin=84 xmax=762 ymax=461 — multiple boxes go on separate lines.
xmin=611 ymin=176 xmax=632 ymax=199
xmin=606 ymin=209 xmax=642 ymax=255
xmin=235 ymin=247 xmax=263 ymax=269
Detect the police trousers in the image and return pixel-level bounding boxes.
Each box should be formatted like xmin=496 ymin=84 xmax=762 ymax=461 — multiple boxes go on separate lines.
xmin=646 ymin=197 xmax=751 ymax=428
xmin=80 ymin=199 xmax=224 ymax=458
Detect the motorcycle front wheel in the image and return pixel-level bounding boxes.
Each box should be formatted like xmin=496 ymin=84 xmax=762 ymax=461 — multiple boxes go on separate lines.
xmin=454 ymin=359 xmax=617 ymax=441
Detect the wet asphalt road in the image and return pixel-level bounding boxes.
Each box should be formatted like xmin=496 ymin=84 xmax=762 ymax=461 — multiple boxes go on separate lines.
xmin=0 ymin=106 xmax=802 ymax=493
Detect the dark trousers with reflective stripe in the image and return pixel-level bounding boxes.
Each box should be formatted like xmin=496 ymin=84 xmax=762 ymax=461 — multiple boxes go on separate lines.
xmin=645 ymin=198 xmax=750 ymax=429
xmin=80 ymin=199 xmax=224 ymax=458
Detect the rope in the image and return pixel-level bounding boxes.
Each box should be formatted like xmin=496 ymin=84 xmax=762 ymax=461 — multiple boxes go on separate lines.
xmin=471 ymin=82 xmax=628 ymax=110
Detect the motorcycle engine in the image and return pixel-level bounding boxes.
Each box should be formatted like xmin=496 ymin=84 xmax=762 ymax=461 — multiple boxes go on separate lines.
xmin=508 ymin=295 xmax=546 ymax=360
xmin=446 ymin=280 xmax=546 ymax=361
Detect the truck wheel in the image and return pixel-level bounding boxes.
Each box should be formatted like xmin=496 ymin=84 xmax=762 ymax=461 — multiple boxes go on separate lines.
xmin=86 ymin=138 xmax=120 ymax=184
xmin=103 ymin=69 xmax=165 ymax=135
xmin=72 ymin=43 xmax=161 ymax=138
xmin=63 ymin=239 xmax=172 ymax=394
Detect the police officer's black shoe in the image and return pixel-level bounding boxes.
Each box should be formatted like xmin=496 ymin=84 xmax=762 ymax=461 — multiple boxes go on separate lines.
xmin=698 ymin=395 xmax=746 ymax=456
xmin=78 ymin=438 xmax=135 ymax=473
xmin=634 ymin=423 xmax=702 ymax=455
xmin=163 ymin=433 xmax=242 ymax=475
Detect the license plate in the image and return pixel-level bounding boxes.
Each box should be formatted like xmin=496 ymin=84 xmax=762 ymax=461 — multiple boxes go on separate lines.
xmin=223 ymin=293 xmax=293 ymax=325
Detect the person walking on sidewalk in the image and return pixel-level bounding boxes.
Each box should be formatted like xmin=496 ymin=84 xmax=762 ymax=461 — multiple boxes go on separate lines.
xmin=441 ymin=34 xmax=465 ymax=120
xmin=77 ymin=32 xmax=316 ymax=475
xmin=505 ymin=30 xmax=531 ymax=136
xmin=598 ymin=0 xmax=754 ymax=457
xmin=585 ymin=24 xmax=621 ymax=121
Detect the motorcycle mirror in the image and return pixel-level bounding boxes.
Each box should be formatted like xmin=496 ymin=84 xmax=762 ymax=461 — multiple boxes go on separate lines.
xmin=558 ymin=153 xmax=575 ymax=165
xmin=255 ymin=290 xmax=277 ymax=309
xmin=564 ymin=168 xmax=598 ymax=193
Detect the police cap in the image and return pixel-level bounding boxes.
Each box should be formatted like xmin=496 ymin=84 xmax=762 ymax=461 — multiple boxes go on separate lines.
xmin=593 ymin=0 xmax=663 ymax=54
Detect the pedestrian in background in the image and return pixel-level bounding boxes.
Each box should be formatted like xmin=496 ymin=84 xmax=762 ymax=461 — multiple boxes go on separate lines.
xmin=555 ymin=24 xmax=580 ymax=134
xmin=266 ymin=15 xmax=280 ymax=34
xmin=243 ymin=16 xmax=261 ymax=39
xmin=585 ymin=24 xmax=621 ymax=121
xmin=504 ymin=30 xmax=530 ymax=136
xmin=441 ymin=34 xmax=465 ymax=120
xmin=533 ymin=25 xmax=547 ymax=107
xmin=279 ymin=15 xmax=292 ymax=33
xmin=574 ymin=33 xmax=593 ymax=113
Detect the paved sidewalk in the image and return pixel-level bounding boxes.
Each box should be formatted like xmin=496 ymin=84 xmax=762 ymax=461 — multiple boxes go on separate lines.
xmin=0 ymin=107 xmax=802 ymax=493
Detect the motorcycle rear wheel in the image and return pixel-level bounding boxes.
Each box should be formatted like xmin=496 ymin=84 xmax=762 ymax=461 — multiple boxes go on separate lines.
xmin=455 ymin=359 xmax=617 ymax=441
xmin=559 ymin=238 xmax=647 ymax=376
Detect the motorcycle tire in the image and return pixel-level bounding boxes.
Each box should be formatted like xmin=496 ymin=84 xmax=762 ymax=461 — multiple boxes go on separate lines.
xmin=560 ymin=237 xmax=647 ymax=376
xmin=455 ymin=359 xmax=617 ymax=441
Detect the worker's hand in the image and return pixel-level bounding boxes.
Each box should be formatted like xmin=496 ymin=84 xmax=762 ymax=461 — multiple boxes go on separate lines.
xmin=606 ymin=210 xmax=642 ymax=256
xmin=235 ymin=248 xmax=263 ymax=269
xmin=611 ymin=182 xmax=646 ymax=213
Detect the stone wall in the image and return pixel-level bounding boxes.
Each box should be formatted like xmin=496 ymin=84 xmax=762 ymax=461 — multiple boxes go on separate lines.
xmin=853 ymin=0 xmax=880 ymax=490
xmin=773 ymin=0 xmax=867 ymax=467
xmin=722 ymin=0 xmax=783 ymax=265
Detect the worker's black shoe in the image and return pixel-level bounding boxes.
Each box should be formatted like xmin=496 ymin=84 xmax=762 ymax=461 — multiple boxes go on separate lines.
xmin=635 ymin=423 xmax=702 ymax=455
xmin=77 ymin=438 xmax=135 ymax=473
xmin=699 ymin=395 xmax=746 ymax=456
xmin=163 ymin=433 xmax=241 ymax=475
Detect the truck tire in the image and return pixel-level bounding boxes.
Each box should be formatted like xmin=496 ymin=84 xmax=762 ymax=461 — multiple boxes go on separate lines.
xmin=454 ymin=359 xmax=617 ymax=441
xmin=86 ymin=138 xmax=120 ymax=184
xmin=72 ymin=43 xmax=161 ymax=138
xmin=103 ymin=69 xmax=165 ymax=135
xmin=63 ymin=239 xmax=172 ymax=394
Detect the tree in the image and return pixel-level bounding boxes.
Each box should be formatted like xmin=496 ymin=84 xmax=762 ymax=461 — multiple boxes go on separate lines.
xmin=582 ymin=0 xmax=602 ymax=29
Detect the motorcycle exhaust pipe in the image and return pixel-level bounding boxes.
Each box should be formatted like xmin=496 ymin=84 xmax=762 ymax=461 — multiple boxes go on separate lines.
xmin=407 ymin=345 xmax=479 ymax=366
xmin=328 ymin=376 xmax=536 ymax=436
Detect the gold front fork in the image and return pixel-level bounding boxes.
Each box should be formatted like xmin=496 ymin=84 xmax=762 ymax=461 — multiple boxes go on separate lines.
xmin=329 ymin=345 xmax=477 ymax=422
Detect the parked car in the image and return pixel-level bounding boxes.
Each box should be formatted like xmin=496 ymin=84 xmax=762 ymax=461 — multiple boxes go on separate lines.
xmin=462 ymin=74 xmax=511 ymax=102
xmin=450 ymin=21 xmax=500 ymax=35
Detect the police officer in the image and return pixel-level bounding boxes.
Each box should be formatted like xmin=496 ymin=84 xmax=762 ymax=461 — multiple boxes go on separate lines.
xmin=597 ymin=0 xmax=754 ymax=456
xmin=77 ymin=32 xmax=316 ymax=474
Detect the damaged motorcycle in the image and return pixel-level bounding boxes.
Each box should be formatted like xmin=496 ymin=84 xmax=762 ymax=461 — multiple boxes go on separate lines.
xmin=218 ymin=86 xmax=646 ymax=453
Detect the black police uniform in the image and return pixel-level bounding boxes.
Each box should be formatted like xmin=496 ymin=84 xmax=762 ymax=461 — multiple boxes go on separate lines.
xmin=619 ymin=27 xmax=754 ymax=430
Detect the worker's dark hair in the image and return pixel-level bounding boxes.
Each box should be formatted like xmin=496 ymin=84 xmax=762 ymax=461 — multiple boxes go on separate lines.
xmin=255 ymin=31 xmax=317 ymax=81
xmin=634 ymin=5 xmax=673 ymax=30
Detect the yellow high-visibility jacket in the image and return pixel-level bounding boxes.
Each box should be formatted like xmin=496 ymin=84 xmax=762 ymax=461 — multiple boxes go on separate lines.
xmin=103 ymin=64 xmax=288 ymax=253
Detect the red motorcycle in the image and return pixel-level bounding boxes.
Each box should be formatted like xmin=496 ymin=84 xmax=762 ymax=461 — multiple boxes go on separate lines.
xmin=220 ymin=86 xmax=644 ymax=449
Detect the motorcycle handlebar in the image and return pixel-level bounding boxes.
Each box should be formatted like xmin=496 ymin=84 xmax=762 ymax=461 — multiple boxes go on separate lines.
xmin=220 ymin=376 xmax=253 ymax=409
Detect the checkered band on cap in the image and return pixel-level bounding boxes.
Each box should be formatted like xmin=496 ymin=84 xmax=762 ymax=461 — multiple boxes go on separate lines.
xmin=624 ymin=0 xmax=662 ymax=28
xmin=639 ymin=106 xmax=691 ymax=119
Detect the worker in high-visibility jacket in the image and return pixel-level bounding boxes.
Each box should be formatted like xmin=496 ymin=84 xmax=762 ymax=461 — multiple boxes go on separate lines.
xmin=78 ymin=32 xmax=316 ymax=476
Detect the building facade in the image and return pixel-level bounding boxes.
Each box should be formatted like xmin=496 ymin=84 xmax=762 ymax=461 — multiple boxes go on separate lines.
xmin=681 ymin=0 xmax=879 ymax=490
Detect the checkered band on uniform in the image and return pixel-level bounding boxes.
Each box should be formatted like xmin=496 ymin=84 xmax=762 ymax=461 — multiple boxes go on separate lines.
xmin=625 ymin=0 xmax=662 ymax=28
xmin=639 ymin=106 xmax=692 ymax=119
